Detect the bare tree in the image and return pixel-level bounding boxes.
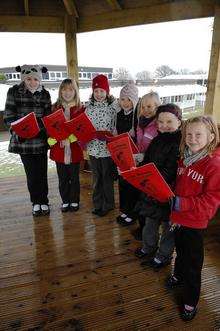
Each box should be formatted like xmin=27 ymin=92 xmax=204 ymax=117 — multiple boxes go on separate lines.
xmin=190 ymin=69 xmax=207 ymax=75
xmin=136 ymin=70 xmax=152 ymax=80
xmin=0 ymin=72 xmax=6 ymax=81
xmin=154 ymin=65 xmax=176 ymax=78
xmin=178 ymin=68 xmax=190 ymax=75
xmin=113 ymin=67 xmax=132 ymax=81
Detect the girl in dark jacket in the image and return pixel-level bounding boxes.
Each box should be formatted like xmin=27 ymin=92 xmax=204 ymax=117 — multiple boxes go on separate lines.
xmin=116 ymin=83 xmax=140 ymax=226
xmin=48 ymin=78 xmax=85 ymax=212
xmin=4 ymin=65 xmax=51 ymax=217
xmin=135 ymin=104 xmax=182 ymax=269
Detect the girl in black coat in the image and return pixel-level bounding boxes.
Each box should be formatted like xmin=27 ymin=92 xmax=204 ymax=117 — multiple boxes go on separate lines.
xmin=134 ymin=104 xmax=182 ymax=269
xmin=116 ymin=83 xmax=140 ymax=225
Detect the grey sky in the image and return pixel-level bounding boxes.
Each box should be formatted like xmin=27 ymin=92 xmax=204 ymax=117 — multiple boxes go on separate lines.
xmin=0 ymin=17 xmax=213 ymax=77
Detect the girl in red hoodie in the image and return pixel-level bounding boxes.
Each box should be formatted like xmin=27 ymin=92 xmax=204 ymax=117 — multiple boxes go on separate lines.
xmin=48 ymin=78 xmax=85 ymax=212
xmin=167 ymin=115 xmax=220 ymax=321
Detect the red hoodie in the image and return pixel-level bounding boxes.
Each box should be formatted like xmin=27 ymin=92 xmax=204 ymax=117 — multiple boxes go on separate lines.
xmin=171 ymin=148 xmax=220 ymax=229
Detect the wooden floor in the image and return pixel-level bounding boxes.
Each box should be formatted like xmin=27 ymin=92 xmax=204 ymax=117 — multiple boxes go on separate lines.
xmin=1 ymin=171 xmax=220 ymax=331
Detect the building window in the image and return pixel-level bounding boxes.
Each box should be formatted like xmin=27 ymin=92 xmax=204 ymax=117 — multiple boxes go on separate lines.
xmin=83 ymin=73 xmax=86 ymax=78
xmin=50 ymin=72 xmax=55 ymax=80
xmin=108 ymin=73 xmax=112 ymax=79
xmin=42 ymin=72 xmax=49 ymax=80
xmin=8 ymin=74 xmax=12 ymax=79
xmin=79 ymin=73 xmax=82 ymax=78
xmin=56 ymin=72 xmax=61 ymax=78
xmin=87 ymin=73 xmax=91 ymax=79
xmin=62 ymin=72 xmax=67 ymax=78
xmin=13 ymin=74 xmax=16 ymax=79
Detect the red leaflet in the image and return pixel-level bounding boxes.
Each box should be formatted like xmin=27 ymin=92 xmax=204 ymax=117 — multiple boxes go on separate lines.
xmin=107 ymin=132 xmax=139 ymax=154
xmin=11 ymin=112 xmax=40 ymax=139
xmin=42 ymin=109 xmax=68 ymax=141
xmin=121 ymin=163 xmax=174 ymax=202
xmin=107 ymin=135 xmax=136 ymax=171
xmin=64 ymin=112 xmax=96 ymax=143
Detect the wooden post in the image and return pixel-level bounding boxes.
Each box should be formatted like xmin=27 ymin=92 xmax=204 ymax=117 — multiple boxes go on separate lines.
xmin=205 ymin=5 xmax=220 ymax=122
xmin=65 ymin=15 xmax=78 ymax=81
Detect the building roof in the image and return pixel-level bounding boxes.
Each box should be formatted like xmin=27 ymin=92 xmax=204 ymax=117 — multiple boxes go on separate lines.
xmin=0 ymin=1 xmax=215 ymax=33
xmin=0 ymin=65 xmax=113 ymax=73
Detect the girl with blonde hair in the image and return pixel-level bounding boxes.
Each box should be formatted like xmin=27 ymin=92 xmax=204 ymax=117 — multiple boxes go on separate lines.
xmin=48 ymin=78 xmax=85 ymax=212
xmin=167 ymin=115 xmax=220 ymax=321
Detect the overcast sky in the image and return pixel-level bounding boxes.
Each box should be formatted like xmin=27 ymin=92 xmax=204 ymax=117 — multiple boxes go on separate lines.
xmin=0 ymin=17 xmax=213 ymax=77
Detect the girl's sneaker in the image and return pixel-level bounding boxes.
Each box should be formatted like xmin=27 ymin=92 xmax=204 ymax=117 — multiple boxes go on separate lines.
xmin=135 ymin=247 xmax=149 ymax=258
xmin=41 ymin=204 xmax=50 ymax=215
xmin=69 ymin=203 xmax=79 ymax=212
xmin=120 ymin=216 xmax=135 ymax=226
xmin=61 ymin=203 xmax=69 ymax=213
xmin=32 ymin=204 xmax=41 ymax=217
xmin=116 ymin=214 xmax=127 ymax=223
xmin=165 ymin=274 xmax=183 ymax=289
xmin=181 ymin=305 xmax=197 ymax=321
xmin=142 ymin=257 xmax=171 ymax=270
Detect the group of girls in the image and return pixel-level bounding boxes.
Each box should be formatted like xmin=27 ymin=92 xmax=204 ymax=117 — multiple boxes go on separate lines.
xmin=4 ymin=67 xmax=220 ymax=322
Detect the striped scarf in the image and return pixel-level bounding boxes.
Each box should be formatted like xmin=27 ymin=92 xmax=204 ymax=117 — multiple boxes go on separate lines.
xmin=183 ymin=146 xmax=209 ymax=167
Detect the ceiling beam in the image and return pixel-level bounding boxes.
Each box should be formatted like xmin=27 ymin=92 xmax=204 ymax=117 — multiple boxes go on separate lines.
xmin=106 ymin=0 xmax=122 ymax=11
xmin=77 ymin=0 xmax=215 ymax=33
xmin=63 ymin=0 xmax=79 ymax=18
xmin=24 ymin=0 xmax=29 ymax=16
xmin=0 ymin=16 xmax=64 ymax=33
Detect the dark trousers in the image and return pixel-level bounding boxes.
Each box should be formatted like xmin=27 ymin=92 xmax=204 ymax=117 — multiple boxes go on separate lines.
xmin=143 ymin=217 xmax=174 ymax=262
xmin=20 ymin=154 xmax=48 ymax=205
xmin=174 ymin=226 xmax=204 ymax=307
xmin=56 ymin=162 xmax=80 ymax=204
xmin=89 ymin=156 xmax=115 ymax=211
xmin=118 ymin=176 xmax=140 ymax=217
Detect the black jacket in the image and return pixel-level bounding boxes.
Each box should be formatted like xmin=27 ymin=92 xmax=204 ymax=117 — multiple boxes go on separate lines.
xmin=116 ymin=107 xmax=138 ymax=141
xmin=135 ymin=129 xmax=182 ymax=220
xmin=142 ymin=130 xmax=182 ymax=185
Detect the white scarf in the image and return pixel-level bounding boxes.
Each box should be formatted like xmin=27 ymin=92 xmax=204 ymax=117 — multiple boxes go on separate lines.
xmin=60 ymin=102 xmax=75 ymax=164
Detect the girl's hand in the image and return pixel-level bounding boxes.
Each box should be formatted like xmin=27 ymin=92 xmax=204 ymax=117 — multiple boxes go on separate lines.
xmin=134 ymin=153 xmax=144 ymax=164
xmin=47 ymin=137 xmax=57 ymax=146
xmin=169 ymin=196 xmax=180 ymax=211
xmin=68 ymin=134 xmax=77 ymax=143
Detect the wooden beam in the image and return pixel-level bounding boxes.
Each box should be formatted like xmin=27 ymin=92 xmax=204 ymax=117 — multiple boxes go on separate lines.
xmin=63 ymin=0 xmax=79 ymax=18
xmin=24 ymin=0 xmax=29 ymax=16
xmin=205 ymin=5 xmax=220 ymax=122
xmin=77 ymin=0 xmax=215 ymax=33
xmin=0 ymin=16 xmax=64 ymax=33
xmin=65 ymin=15 xmax=78 ymax=81
xmin=106 ymin=0 xmax=122 ymax=11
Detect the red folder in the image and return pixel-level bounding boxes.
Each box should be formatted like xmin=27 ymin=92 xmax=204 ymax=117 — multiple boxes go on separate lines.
xmin=107 ymin=132 xmax=139 ymax=154
xmin=42 ymin=109 xmax=68 ymax=141
xmin=121 ymin=163 xmax=174 ymax=202
xmin=11 ymin=112 xmax=40 ymax=139
xmin=95 ymin=130 xmax=113 ymax=140
xmin=64 ymin=112 xmax=96 ymax=143
xmin=107 ymin=135 xmax=136 ymax=171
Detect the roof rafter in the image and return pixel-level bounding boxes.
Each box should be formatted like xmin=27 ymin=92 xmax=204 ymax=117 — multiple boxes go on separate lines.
xmin=0 ymin=16 xmax=64 ymax=33
xmin=63 ymin=0 xmax=79 ymax=18
xmin=106 ymin=0 xmax=122 ymax=11
xmin=24 ymin=0 xmax=29 ymax=16
xmin=77 ymin=0 xmax=215 ymax=33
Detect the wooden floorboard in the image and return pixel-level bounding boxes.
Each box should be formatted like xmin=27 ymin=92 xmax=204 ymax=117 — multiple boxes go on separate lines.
xmin=1 ymin=172 xmax=220 ymax=330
